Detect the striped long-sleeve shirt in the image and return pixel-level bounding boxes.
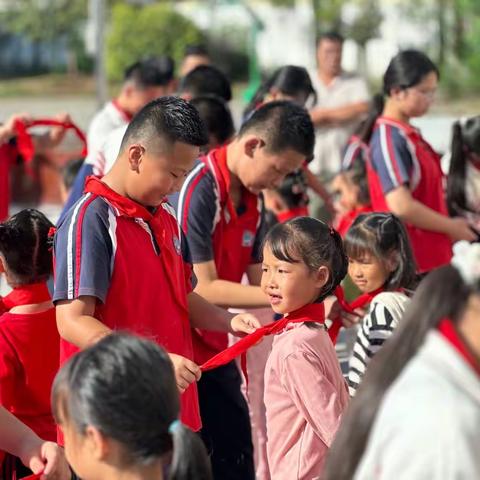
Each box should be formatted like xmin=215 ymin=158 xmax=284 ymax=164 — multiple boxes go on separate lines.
xmin=347 ymin=292 xmax=410 ymax=396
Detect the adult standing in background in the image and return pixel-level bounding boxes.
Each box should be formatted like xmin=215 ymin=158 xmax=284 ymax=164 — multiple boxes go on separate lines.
xmin=309 ymin=32 xmax=370 ymax=219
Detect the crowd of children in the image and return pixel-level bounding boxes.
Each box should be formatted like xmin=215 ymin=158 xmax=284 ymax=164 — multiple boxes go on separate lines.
xmin=0 ymin=38 xmax=480 ymax=480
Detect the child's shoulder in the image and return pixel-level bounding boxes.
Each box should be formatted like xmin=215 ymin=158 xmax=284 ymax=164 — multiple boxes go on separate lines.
xmin=367 ymin=291 xmax=410 ymax=325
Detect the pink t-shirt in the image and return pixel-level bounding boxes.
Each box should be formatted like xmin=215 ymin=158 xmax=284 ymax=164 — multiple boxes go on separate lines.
xmin=264 ymin=322 xmax=349 ymax=479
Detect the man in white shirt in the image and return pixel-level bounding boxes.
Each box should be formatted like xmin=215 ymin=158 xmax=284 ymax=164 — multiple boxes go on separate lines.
xmin=309 ymin=32 xmax=370 ymax=218
xmin=59 ymin=56 xmax=176 ymax=221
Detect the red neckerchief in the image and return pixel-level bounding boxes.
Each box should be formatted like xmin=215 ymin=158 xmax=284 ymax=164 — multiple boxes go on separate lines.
xmin=111 ymin=99 xmax=134 ymax=122
xmin=201 ymin=303 xmax=327 ymax=384
xmin=21 ymin=473 xmax=43 ymax=480
xmin=276 ymin=206 xmax=309 ymax=223
xmin=14 ymin=118 xmax=87 ymax=167
xmin=438 ymin=318 xmax=480 ymax=377
xmin=0 ymin=283 xmax=51 ymax=314
xmin=329 ymin=286 xmax=384 ymax=343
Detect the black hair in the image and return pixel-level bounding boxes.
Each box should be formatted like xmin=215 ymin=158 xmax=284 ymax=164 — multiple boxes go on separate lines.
xmin=316 ymin=31 xmax=345 ymax=45
xmin=0 ymin=209 xmax=54 ymax=287
xmin=62 ymin=158 xmax=84 ymax=191
xmin=341 ymin=159 xmax=370 ymax=206
xmin=264 ymin=217 xmax=348 ymax=302
xmin=323 ymin=264 xmax=476 ymax=479
xmin=184 ymin=44 xmax=209 ymax=58
xmin=243 ymin=65 xmax=317 ymax=119
xmin=179 ymin=65 xmax=232 ymax=102
xmin=119 ymin=96 xmax=208 ymax=153
xmin=239 ymin=101 xmax=315 ymax=161
xmin=124 ymin=56 xmax=175 ymax=88
xmin=275 ymin=169 xmax=309 ymax=210
xmin=358 ymin=50 xmax=439 ymax=144
xmin=189 ymin=95 xmax=235 ymax=147
xmin=52 ymin=333 xmax=212 ymax=480
xmin=344 ymin=212 xmax=416 ymax=291
xmin=447 ymin=116 xmax=480 ymax=217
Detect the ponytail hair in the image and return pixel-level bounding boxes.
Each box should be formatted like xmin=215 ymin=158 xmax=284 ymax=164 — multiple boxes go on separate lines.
xmin=356 ymin=93 xmax=384 ymax=144
xmin=0 ymin=208 xmax=53 ymax=287
xmin=263 ymin=216 xmax=348 ymax=302
xmin=344 ymin=212 xmax=417 ymax=291
xmin=323 ymin=264 xmax=475 ymax=479
xmin=52 ymin=333 xmax=212 ymax=480
xmin=447 ymin=115 xmax=480 ymax=216
xmin=243 ymin=65 xmax=317 ymax=120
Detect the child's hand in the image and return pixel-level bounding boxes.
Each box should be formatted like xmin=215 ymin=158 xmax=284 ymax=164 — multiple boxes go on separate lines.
xmin=230 ymin=313 xmax=261 ymax=337
xmin=168 ymin=353 xmax=201 ymax=393
xmin=20 ymin=437 xmax=70 ymax=480
xmin=341 ymin=308 xmax=366 ymax=328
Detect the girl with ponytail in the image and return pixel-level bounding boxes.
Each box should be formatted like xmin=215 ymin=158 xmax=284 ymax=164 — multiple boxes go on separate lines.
xmin=260 ymin=217 xmax=349 ymax=479
xmin=446 ymin=116 xmax=480 ymax=225
xmin=343 ymin=213 xmax=417 ymax=395
xmin=52 ymin=333 xmax=212 ymax=480
xmin=324 ymin=241 xmax=480 ymax=480
xmin=366 ymin=50 xmax=476 ymax=273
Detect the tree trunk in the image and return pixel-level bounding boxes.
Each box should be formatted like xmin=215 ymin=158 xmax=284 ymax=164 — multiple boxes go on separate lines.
xmin=436 ymin=0 xmax=447 ymax=67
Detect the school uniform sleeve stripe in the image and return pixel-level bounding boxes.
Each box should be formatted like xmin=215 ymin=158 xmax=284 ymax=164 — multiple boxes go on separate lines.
xmin=54 ymin=196 xmax=114 ymax=304
xmin=67 ymin=193 xmax=93 ymax=299
xmin=176 ymin=165 xmax=219 ymax=264
xmin=177 ymin=162 xmax=207 ymax=233
xmin=74 ymin=193 xmax=97 ymax=298
xmin=380 ymin=124 xmax=404 ymax=187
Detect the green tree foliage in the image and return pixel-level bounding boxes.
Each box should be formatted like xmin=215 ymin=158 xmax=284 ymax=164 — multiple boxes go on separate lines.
xmin=106 ymin=3 xmax=204 ymax=81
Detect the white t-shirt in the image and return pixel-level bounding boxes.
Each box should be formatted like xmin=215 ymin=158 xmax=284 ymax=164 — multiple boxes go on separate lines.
xmin=85 ymin=101 xmax=130 ymax=175
xmin=309 ymin=71 xmax=369 ymax=175
xmin=102 ymin=125 xmax=128 ymax=175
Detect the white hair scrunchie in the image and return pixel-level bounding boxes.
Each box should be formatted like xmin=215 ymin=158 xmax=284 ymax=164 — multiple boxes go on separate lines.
xmin=451 ymin=241 xmax=480 ymax=285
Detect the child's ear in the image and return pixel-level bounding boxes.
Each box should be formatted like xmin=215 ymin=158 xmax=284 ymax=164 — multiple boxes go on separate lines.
xmin=127 ymin=144 xmax=144 ymax=172
xmin=85 ymin=425 xmax=110 ymax=461
xmin=244 ymin=136 xmax=265 ymax=158
xmin=314 ymin=265 xmax=330 ymax=289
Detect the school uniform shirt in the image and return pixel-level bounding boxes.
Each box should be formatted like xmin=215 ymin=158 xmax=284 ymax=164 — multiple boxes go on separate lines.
xmin=367 ymin=116 xmax=452 ymax=272
xmin=53 ymin=176 xmax=201 ymax=431
xmin=59 ymin=101 xmax=131 ymax=223
xmin=0 ymin=308 xmax=59 ymax=441
xmin=347 ymin=292 xmax=409 ymax=396
xmin=264 ymin=323 xmax=349 ymax=480
xmin=341 ymin=135 xmax=369 ymax=171
xmin=309 ymin=71 xmax=369 ymax=175
xmin=354 ymin=331 xmax=480 ymax=480
xmin=175 ymin=145 xmax=266 ymax=364
xmin=101 ymin=124 xmax=128 ymax=176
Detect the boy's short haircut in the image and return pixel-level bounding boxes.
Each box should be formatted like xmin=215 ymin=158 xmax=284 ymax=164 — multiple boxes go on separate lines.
xmin=190 ymin=95 xmax=235 ymax=146
xmin=238 ymin=101 xmax=315 ymax=160
xmin=62 ymin=158 xmax=84 ymax=191
xmin=184 ymin=44 xmax=209 ymax=58
xmin=124 ymin=56 xmax=175 ymax=88
xmin=317 ymin=31 xmax=344 ymax=46
xmin=179 ymin=65 xmax=232 ymax=102
xmin=119 ymin=96 xmax=208 ymax=152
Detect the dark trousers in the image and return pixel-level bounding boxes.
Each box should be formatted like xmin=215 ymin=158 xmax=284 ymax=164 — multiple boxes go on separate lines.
xmin=198 ymin=361 xmax=255 ymax=480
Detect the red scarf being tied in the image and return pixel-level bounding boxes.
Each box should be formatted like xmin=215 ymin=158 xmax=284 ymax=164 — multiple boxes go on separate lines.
xmin=329 ymin=286 xmax=384 ymax=343
xmin=0 ymin=283 xmax=51 ymax=315
xmin=201 ymin=303 xmax=327 ymax=384
xmin=438 ymin=318 xmax=480 ymax=377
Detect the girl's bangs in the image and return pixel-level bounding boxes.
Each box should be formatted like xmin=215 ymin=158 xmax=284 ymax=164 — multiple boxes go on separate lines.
xmin=264 ymin=227 xmax=301 ymax=264
xmin=344 ymin=227 xmax=379 ymax=260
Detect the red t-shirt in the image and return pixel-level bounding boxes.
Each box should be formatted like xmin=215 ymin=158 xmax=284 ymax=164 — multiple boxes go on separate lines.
xmin=367 ymin=116 xmax=452 ymax=272
xmin=334 ymin=205 xmax=373 ymax=237
xmin=53 ymin=177 xmax=201 ymax=431
xmin=0 ymin=308 xmax=59 ymax=440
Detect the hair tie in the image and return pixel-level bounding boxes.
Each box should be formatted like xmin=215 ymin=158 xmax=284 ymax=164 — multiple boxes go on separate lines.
xmin=168 ymin=419 xmax=181 ymax=435
xmin=330 ymin=226 xmax=335 ymax=236
xmin=451 ymin=241 xmax=480 ymax=285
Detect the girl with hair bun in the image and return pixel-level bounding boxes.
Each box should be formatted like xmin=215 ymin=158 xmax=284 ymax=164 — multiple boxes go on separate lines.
xmin=52 ymin=333 xmax=213 ymax=480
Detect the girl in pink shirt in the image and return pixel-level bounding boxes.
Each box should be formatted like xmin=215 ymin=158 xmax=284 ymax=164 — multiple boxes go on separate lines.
xmin=261 ymin=217 xmax=349 ymax=480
